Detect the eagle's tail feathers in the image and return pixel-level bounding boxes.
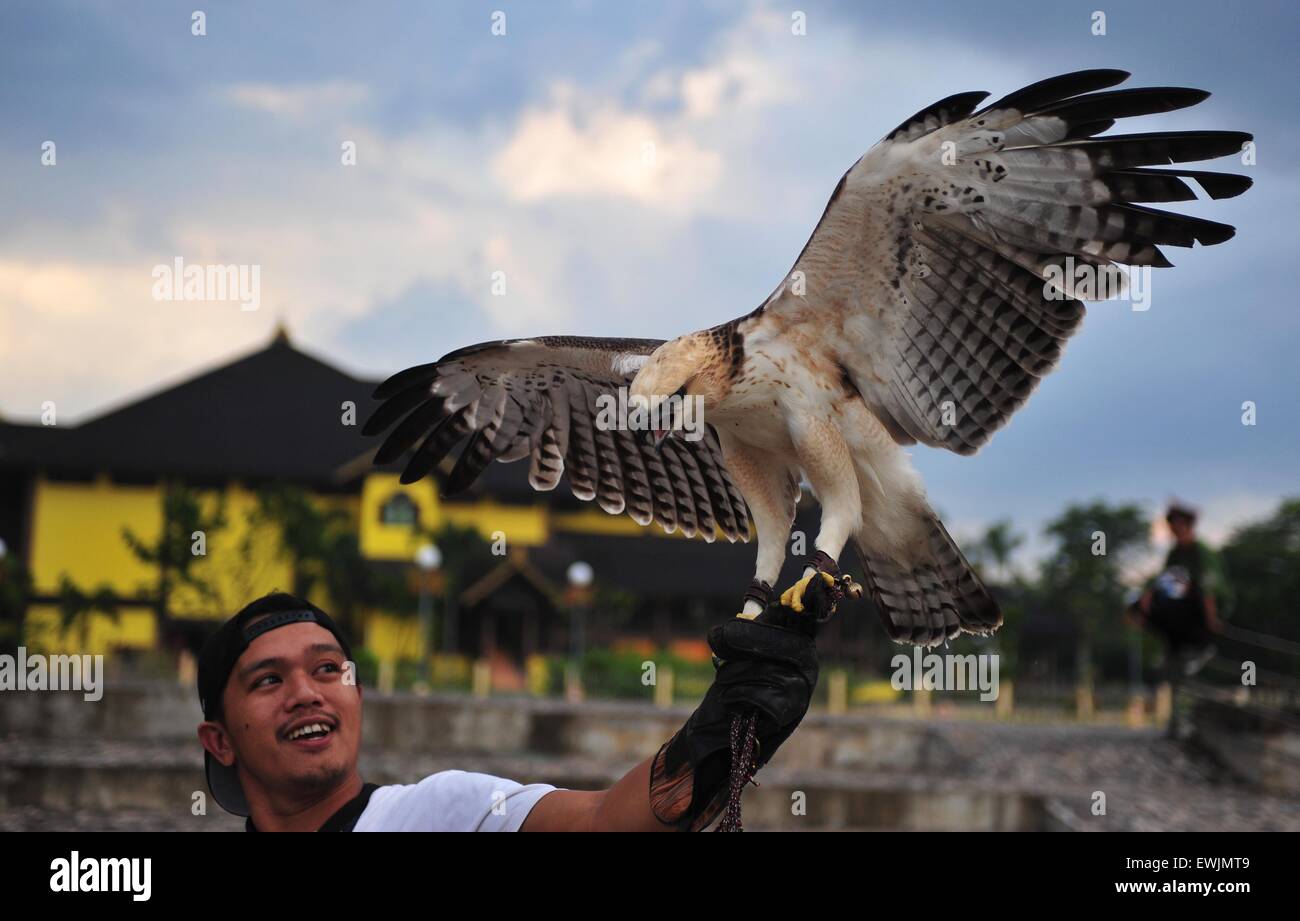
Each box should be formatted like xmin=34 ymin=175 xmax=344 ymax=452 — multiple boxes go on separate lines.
xmin=853 ymin=515 xmax=1001 ymax=647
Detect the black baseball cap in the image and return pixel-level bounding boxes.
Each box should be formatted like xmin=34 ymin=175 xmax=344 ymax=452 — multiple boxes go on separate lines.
xmin=197 ymin=592 xmax=353 ymax=816
xmin=1166 ymin=500 xmax=1199 ymax=525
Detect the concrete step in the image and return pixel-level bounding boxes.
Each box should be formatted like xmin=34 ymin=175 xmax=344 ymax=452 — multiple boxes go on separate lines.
xmin=11 ymin=737 xmax=1297 ymax=831
xmin=5 ymin=682 xmax=1298 ymax=830
xmin=0 ymin=737 xmax=1052 ymax=830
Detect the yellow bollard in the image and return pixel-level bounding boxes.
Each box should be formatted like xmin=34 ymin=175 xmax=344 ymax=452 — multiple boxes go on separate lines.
xmin=1154 ymin=682 xmax=1173 ymax=725
xmin=828 ymin=669 xmax=848 ymax=716
xmin=653 ymin=664 xmax=674 ymax=709
xmin=995 ymin=679 xmax=1014 ymax=720
xmin=526 ymin=655 xmax=549 ymax=697
xmin=563 ymin=663 xmax=584 ymax=703
xmin=472 ymin=659 xmax=492 ymax=699
xmin=914 ymin=685 xmax=932 ymax=718
xmin=1126 ymin=693 xmax=1146 ymax=728
xmin=1075 ymin=684 xmax=1095 ymax=721
xmin=177 ymin=649 xmax=197 ymax=687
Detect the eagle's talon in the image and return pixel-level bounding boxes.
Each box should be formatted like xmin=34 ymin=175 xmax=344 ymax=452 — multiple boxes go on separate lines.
xmin=778 ymin=569 xmax=840 ymax=621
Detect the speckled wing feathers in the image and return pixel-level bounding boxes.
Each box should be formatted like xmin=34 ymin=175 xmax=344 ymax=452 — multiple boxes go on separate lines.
xmin=761 ymin=69 xmax=1252 ymax=456
xmin=365 ymin=337 xmax=751 ymax=543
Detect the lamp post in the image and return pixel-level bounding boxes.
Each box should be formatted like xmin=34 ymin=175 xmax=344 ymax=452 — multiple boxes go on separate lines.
xmin=565 ymin=561 xmax=593 ymax=702
xmin=414 ymin=542 xmax=442 ymax=687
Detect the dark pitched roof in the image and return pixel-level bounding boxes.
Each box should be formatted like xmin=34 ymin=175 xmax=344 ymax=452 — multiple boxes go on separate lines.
xmin=0 ymin=333 xmax=385 ymax=485
xmin=0 ymin=332 xmax=575 ymax=502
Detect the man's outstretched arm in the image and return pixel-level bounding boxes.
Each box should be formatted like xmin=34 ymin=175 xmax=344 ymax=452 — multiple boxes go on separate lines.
xmin=520 ymin=757 xmax=671 ymax=832
xmin=521 ymin=571 xmax=847 ymax=831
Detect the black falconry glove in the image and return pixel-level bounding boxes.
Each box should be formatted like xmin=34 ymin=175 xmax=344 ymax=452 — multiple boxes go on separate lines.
xmin=649 ymin=570 xmax=860 ymax=831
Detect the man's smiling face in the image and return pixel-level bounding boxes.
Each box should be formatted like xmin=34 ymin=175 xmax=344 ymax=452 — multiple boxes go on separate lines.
xmin=210 ymin=621 xmax=362 ymax=805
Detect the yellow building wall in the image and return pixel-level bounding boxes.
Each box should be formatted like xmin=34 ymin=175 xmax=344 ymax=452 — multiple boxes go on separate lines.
xmin=25 ymin=477 xmax=361 ymax=655
xmin=23 ymin=467 xmax=695 ymax=660
xmin=23 ymin=605 xmax=157 ymax=656
xmin=363 ymin=611 xmax=471 ymax=678
xmin=552 ymin=508 xmax=657 ymax=537
xmin=551 ymin=507 xmax=750 ymax=543
xmin=29 ymin=477 xmax=160 ymax=597
xmin=168 ymin=485 xmax=293 ymax=619
xmin=360 ymin=474 xmax=550 ymax=560
xmin=360 ymin=474 xmax=442 ymax=561
xmin=441 ymin=500 xmax=548 ymax=547
xmin=365 ymin=611 xmax=427 ymax=662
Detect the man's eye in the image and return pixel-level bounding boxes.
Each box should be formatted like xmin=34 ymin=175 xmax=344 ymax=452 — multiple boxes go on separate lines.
xmin=318 ymin=662 xmax=341 ymax=674
xmin=253 ymin=674 xmax=279 ymax=689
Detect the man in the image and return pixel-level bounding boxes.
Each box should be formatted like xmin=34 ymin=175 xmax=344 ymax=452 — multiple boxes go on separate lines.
xmin=1128 ymin=502 xmax=1229 ymax=737
xmin=197 ymin=575 xmax=845 ymax=831
xmin=1133 ymin=502 xmax=1227 ymax=669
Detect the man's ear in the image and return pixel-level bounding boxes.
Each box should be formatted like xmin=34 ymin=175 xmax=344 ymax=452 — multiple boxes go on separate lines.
xmin=198 ymin=721 xmax=236 ymax=767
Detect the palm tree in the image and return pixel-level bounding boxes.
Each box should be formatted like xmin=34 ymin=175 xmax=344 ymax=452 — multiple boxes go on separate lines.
xmin=973 ymin=520 xmax=1025 ymax=585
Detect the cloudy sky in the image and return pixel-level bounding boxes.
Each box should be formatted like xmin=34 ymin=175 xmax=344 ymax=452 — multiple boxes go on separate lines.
xmin=2 ymin=0 xmax=1296 ymax=565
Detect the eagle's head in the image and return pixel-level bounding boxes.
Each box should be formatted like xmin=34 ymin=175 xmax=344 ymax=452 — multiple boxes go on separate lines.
xmin=629 ymin=334 xmax=713 ymax=449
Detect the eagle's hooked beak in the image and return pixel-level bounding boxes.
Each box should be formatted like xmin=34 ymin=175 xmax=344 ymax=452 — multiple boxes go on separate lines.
xmin=644 ymin=385 xmax=688 ymax=451
xmin=640 ymin=428 xmax=670 ymax=452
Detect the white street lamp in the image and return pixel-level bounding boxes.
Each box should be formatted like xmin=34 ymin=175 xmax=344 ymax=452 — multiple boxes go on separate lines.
xmin=416 ymin=543 xmax=442 ymax=572
xmin=415 ymin=542 xmax=442 ymax=684
xmin=566 ymin=561 xmax=593 ymax=588
xmin=565 ymin=561 xmax=593 ymax=702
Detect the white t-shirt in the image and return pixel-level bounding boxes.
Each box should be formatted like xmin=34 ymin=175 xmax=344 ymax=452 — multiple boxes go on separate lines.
xmin=352 ymin=771 xmax=557 ymax=832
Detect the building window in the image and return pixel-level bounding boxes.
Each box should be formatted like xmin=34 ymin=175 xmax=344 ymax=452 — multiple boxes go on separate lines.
xmin=379 ymin=492 xmax=419 ymax=528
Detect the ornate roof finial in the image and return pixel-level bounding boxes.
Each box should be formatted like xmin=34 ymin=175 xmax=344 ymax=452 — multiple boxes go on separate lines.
xmin=271 ymin=318 xmax=291 ymax=346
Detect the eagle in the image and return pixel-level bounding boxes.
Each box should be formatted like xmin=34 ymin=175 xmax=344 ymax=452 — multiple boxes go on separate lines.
xmin=365 ymin=70 xmax=1251 ymax=646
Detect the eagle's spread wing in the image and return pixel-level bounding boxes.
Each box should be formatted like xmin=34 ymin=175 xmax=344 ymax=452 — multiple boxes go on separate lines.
xmin=759 ymin=69 xmax=1252 ymax=454
xmin=364 ymin=336 xmax=751 ymax=542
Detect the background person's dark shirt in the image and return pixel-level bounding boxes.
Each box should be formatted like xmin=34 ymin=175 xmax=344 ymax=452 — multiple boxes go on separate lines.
xmin=1148 ymin=540 xmax=1223 ymax=652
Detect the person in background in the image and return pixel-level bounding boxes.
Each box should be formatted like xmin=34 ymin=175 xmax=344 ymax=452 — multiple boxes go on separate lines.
xmin=1127 ymin=501 xmax=1229 ymax=737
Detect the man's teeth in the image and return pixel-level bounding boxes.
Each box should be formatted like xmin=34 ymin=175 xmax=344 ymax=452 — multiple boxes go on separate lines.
xmin=287 ymin=723 xmax=332 ymax=741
